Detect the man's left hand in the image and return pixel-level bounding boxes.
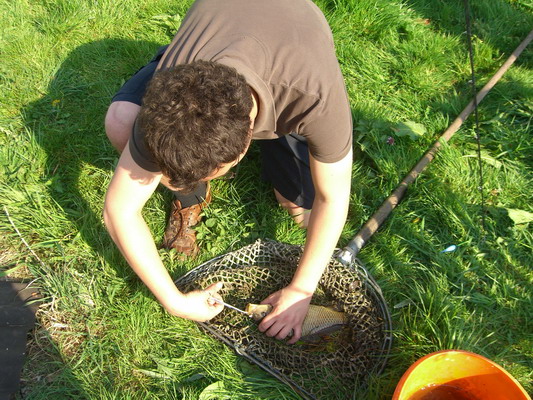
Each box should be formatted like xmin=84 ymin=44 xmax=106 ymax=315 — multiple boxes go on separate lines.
xmin=258 ymin=286 xmax=312 ymax=344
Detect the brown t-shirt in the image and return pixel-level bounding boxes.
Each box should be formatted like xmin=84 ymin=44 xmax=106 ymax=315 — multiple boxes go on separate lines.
xmin=130 ymin=0 xmax=352 ymax=171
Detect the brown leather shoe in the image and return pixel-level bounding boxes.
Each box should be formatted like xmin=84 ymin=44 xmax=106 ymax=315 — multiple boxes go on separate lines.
xmin=162 ymin=186 xmax=211 ymax=257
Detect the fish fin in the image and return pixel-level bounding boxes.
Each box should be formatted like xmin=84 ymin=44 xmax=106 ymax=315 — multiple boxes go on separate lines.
xmin=302 ymin=324 xmax=344 ymax=340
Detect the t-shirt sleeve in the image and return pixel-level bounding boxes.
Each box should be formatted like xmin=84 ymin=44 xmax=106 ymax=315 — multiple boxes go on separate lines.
xmin=302 ymin=97 xmax=353 ymax=163
xmin=128 ymin=119 xmax=162 ymax=172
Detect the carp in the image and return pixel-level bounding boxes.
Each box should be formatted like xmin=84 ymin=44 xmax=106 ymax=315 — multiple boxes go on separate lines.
xmin=245 ymin=303 xmax=346 ymax=340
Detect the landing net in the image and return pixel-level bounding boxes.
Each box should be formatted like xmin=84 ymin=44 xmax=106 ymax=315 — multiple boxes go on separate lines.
xmin=175 ymin=239 xmax=392 ymax=399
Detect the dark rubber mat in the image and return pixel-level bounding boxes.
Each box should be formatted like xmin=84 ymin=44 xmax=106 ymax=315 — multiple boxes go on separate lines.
xmin=0 ymin=281 xmax=41 ymax=400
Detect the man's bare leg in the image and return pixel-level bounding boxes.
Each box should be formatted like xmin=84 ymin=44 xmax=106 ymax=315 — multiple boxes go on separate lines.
xmin=274 ymin=189 xmax=310 ymax=228
xmin=105 ymin=101 xmax=141 ymax=153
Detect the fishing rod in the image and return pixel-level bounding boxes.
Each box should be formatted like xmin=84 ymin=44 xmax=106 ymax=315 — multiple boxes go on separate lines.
xmin=338 ymin=28 xmax=533 ymax=266
xmin=463 ymin=0 xmax=486 ymax=235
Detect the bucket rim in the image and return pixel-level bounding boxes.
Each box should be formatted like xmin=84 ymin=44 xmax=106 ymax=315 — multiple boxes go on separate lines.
xmin=392 ymin=349 xmax=531 ymax=400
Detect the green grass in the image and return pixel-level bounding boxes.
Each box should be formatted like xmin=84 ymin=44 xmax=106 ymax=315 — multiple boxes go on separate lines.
xmin=1 ymin=0 xmax=532 ymax=398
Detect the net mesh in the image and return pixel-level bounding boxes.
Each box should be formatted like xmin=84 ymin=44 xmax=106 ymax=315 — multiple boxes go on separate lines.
xmin=175 ymin=239 xmax=391 ymax=399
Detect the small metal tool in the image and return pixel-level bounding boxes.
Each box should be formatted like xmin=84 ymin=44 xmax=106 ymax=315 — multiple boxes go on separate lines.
xmin=210 ymin=297 xmax=251 ymax=316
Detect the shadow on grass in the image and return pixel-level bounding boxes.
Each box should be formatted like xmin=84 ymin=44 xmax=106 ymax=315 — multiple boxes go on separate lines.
xmin=20 ymin=38 xmax=167 ymax=399
xmin=22 ymin=37 xmax=168 ymax=268
xmin=405 ymin=0 xmax=533 ymax=68
xmin=19 ymin=329 xmax=89 ymax=399
xmin=319 ymin=0 xmax=533 ymax=68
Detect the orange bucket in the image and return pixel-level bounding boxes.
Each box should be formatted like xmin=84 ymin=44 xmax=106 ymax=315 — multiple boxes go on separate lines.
xmin=392 ymin=350 xmax=531 ymax=400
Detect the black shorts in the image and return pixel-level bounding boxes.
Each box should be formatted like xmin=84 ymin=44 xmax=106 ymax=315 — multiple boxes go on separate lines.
xmin=111 ymin=45 xmax=169 ymax=105
xmin=111 ymin=48 xmax=315 ymax=209
xmin=258 ymin=134 xmax=314 ymax=210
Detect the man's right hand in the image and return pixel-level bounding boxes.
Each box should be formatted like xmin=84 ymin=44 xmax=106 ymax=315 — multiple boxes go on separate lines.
xmin=171 ymin=282 xmax=225 ymax=322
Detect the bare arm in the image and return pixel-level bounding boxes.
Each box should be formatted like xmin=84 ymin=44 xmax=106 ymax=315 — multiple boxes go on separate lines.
xmin=103 ymin=141 xmax=222 ymax=321
xmin=259 ymin=149 xmax=352 ymax=343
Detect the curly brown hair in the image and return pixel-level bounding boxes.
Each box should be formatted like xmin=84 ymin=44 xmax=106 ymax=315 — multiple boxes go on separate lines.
xmin=138 ymin=60 xmax=253 ymax=192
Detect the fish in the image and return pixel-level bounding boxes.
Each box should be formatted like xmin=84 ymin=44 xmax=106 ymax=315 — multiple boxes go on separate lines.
xmin=245 ymin=303 xmax=346 ymax=340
